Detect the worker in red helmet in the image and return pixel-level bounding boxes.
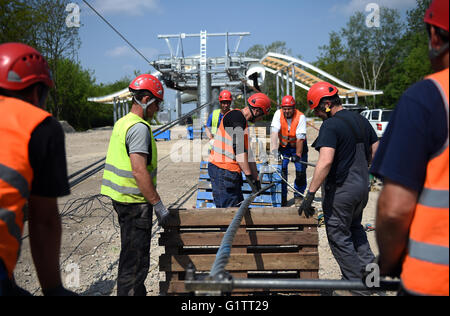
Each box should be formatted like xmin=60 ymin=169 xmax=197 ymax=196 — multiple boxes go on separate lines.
xmin=371 ymin=0 xmax=449 ymax=296
xmin=205 ymin=90 xmax=232 ymax=143
xmin=270 ymin=95 xmax=309 ymax=206
xmin=101 ymin=74 xmax=169 ymax=296
xmin=302 ymin=81 xmax=379 ymax=294
xmin=0 ymin=43 xmax=76 ymax=296
xmin=208 ymin=92 xmax=271 ymax=207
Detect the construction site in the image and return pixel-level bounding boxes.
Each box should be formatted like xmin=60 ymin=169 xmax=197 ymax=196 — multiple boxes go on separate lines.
xmin=12 ymin=29 xmax=390 ymax=296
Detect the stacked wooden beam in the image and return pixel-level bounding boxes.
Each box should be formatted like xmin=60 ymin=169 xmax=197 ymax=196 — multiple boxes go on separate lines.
xmin=159 ymin=208 xmax=319 ymax=296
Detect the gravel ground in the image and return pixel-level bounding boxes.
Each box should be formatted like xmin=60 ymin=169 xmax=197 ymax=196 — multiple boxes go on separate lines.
xmin=14 ymin=123 xmax=384 ymax=296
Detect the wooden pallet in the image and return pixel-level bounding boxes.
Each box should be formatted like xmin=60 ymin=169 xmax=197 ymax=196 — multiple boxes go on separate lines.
xmin=159 ymin=208 xmax=319 ymax=296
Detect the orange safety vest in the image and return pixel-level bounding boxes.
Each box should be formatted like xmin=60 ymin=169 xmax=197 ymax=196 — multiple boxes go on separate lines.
xmin=0 ymin=96 xmax=50 ymax=278
xmin=209 ymin=109 xmax=249 ymax=173
xmin=401 ymin=68 xmax=449 ymax=296
xmin=279 ymin=109 xmax=303 ymax=147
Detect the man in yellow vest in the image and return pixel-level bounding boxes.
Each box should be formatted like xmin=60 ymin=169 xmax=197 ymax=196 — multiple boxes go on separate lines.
xmin=101 ymin=74 xmax=169 ymax=296
xmin=0 ymin=43 xmax=75 ymax=296
xmin=370 ymin=0 xmax=449 ymax=296
xmin=205 ymin=90 xmax=232 ymax=143
xmin=270 ymin=95 xmax=308 ymax=207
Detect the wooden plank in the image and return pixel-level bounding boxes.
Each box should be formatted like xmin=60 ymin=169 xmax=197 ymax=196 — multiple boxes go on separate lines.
xmin=159 ymin=231 xmax=318 ymax=247
xmin=159 ymin=252 xmax=319 ymax=272
xmin=164 ymin=208 xmax=317 ymax=227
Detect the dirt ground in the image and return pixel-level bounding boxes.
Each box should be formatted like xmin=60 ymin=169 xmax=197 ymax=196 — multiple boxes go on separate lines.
xmin=14 ymin=122 xmax=382 ymax=296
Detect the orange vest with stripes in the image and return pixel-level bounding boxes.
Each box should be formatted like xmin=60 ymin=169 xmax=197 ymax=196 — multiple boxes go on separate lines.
xmin=279 ymin=109 xmax=303 ymax=147
xmin=401 ymin=68 xmax=449 ymax=296
xmin=209 ymin=109 xmax=249 ymax=173
xmin=0 ymin=96 xmax=50 ymax=278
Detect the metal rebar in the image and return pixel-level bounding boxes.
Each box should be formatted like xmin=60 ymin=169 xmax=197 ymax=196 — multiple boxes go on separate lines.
xmin=232 ymin=278 xmax=400 ymax=291
xmin=68 ymin=157 xmax=106 ymax=180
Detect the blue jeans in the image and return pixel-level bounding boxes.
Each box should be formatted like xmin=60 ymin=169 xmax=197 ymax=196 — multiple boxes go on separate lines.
xmin=279 ymin=145 xmax=308 ymax=201
xmin=208 ymin=163 xmax=244 ymax=208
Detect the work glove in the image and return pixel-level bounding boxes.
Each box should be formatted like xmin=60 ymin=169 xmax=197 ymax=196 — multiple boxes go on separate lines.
xmin=246 ymin=176 xmax=261 ymax=194
xmin=292 ymin=154 xmax=302 ymax=163
xmin=153 ymin=200 xmax=170 ymax=227
xmin=298 ymin=191 xmax=316 ymax=218
xmin=42 ymin=285 xmax=78 ymax=296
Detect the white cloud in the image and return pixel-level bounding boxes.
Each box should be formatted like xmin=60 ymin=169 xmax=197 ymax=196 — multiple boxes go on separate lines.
xmin=106 ymin=45 xmax=159 ymax=59
xmin=91 ymin=0 xmax=162 ymax=16
xmin=332 ymin=0 xmax=417 ymax=15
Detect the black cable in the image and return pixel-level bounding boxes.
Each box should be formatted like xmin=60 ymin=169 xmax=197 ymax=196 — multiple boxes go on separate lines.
xmin=81 ymin=0 xmax=153 ymax=65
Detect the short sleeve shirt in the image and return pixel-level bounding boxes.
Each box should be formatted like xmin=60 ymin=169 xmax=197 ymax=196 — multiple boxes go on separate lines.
xmin=222 ymin=110 xmax=248 ymax=156
xmin=313 ymin=109 xmax=378 ymax=185
xmin=370 ymin=79 xmax=448 ymax=192
xmin=126 ymin=123 xmax=152 ymax=165
xmin=29 ymin=117 xmax=70 ymax=197
xmin=271 ymin=109 xmax=307 ymax=140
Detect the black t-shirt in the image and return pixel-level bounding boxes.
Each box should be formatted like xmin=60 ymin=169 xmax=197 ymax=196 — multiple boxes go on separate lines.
xmin=28 ymin=116 xmax=70 ymax=197
xmin=222 ymin=110 xmax=248 ymax=155
xmin=313 ymin=109 xmax=378 ymax=185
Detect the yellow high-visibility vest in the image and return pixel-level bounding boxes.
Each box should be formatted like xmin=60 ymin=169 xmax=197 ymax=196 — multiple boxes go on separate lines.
xmin=101 ymin=113 xmax=157 ymax=203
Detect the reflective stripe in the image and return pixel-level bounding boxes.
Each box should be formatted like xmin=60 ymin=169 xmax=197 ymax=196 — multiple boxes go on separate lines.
xmin=214 ymin=134 xmax=234 ymax=147
xmin=409 ymin=239 xmax=449 ymax=266
xmin=0 ymin=163 xmax=29 ymax=199
xmin=101 ymin=179 xmax=142 ymax=195
xmin=104 ymin=163 xmax=134 ymax=178
xmin=419 ymin=188 xmax=449 ymax=208
xmin=0 ymin=208 xmax=21 ymax=245
xmin=104 ymin=163 xmax=157 ymax=180
xmin=211 ymin=146 xmax=236 ymax=160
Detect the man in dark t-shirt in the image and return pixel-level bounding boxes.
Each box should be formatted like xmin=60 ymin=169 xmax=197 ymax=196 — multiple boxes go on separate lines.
xmin=0 ymin=42 xmax=74 ymax=296
xmin=208 ymin=93 xmax=272 ymax=208
xmin=299 ymin=82 xmax=379 ymax=291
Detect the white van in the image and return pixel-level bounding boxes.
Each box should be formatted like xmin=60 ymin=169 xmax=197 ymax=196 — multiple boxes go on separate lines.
xmin=360 ymin=109 xmax=393 ymax=138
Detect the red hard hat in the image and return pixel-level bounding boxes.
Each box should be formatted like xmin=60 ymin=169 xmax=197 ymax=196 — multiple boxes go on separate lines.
xmin=219 ymin=90 xmax=232 ymax=102
xmin=424 ymin=0 xmax=449 ymax=32
xmin=247 ymin=93 xmax=272 ymax=115
xmin=129 ymin=74 xmax=164 ymax=101
xmin=281 ymin=95 xmax=296 ymax=107
xmin=0 ymin=42 xmax=53 ymax=91
xmin=307 ymin=82 xmax=339 ymax=110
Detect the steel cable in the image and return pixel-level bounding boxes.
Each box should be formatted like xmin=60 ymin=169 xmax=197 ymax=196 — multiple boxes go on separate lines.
xmin=209 ymin=183 xmax=275 ymax=278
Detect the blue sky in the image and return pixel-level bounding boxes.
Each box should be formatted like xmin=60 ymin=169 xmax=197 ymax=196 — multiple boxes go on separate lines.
xmin=75 ymin=0 xmax=419 ymax=86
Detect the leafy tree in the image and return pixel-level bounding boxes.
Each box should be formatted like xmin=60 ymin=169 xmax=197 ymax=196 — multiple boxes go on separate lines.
xmin=383 ymin=0 xmax=432 ymax=106
xmin=341 ymin=7 xmax=404 ymax=108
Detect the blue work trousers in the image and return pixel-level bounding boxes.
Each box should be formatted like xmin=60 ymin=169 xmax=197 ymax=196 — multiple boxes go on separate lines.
xmin=279 ymin=145 xmax=308 ymax=200
xmin=208 ymin=163 xmax=244 ymax=208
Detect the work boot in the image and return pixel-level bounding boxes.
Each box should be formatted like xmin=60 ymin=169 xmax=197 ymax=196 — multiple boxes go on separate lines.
xmin=294 ymin=196 xmax=303 ymax=207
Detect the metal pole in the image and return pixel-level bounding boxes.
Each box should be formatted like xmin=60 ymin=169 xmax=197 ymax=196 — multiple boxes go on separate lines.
xmin=276 ymin=73 xmax=280 ymax=107
xmin=113 ymin=98 xmax=117 ymax=123
xmin=232 ymin=278 xmax=400 ymax=291
xmin=292 ymin=65 xmax=296 ymax=99
xmin=286 ymin=70 xmax=290 ymax=96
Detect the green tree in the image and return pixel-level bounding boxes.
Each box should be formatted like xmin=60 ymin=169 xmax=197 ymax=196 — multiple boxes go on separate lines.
xmin=341 ymin=7 xmax=404 ymax=108
xmin=383 ymin=0 xmax=432 ymax=106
